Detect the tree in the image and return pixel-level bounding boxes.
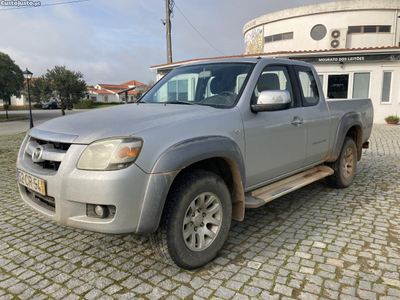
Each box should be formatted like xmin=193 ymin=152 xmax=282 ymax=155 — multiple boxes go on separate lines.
xmin=136 ymin=91 xmax=143 ymax=100
xmin=22 ymin=75 xmax=53 ymax=105
xmin=0 ymin=52 xmax=24 ymax=119
xmin=147 ymin=80 xmax=155 ymax=90
xmin=46 ymin=66 xmax=87 ymax=115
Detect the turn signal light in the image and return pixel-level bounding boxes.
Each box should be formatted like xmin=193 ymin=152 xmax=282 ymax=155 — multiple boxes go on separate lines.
xmin=118 ymin=146 xmax=140 ymax=159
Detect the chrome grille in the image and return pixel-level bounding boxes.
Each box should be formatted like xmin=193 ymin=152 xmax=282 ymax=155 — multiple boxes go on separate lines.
xmin=25 ymin=137 xmax=71 ymax=172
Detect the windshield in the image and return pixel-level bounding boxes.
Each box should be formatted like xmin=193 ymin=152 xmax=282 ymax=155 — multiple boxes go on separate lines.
xmin=142 ymin=63 xmax=254 ymax=108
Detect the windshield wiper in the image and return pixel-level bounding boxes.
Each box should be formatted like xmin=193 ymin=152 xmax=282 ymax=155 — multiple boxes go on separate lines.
xmin=165 ymin=101 xmax=198 ymax=106
xmin=135 ymin=99 xmax=147 ymax=104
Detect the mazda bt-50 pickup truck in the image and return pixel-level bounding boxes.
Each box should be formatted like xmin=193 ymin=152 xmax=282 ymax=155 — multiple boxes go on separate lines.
xmin=17 ymin=57 xmax=373 ymax=269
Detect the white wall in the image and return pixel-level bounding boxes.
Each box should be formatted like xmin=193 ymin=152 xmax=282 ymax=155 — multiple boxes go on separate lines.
xmin=255 ymin=10 xmax=398 ymax=53
xmin=313 ymin=60 xmax=400 ymax=123
xmin=88 ymin=93 xmax=130 ymax=103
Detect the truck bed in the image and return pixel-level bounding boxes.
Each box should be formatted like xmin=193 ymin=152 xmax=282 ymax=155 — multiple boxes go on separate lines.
xmin=327 ymin=98 xmax=374 ymax=152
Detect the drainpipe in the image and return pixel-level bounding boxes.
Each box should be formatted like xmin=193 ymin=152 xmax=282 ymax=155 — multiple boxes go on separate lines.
xmin=395 ymin=10 xmax=399 ymax=46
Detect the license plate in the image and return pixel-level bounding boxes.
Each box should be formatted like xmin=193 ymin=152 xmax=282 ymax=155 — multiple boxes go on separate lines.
xmin=17 ymin=169 xmax=46 ymax=196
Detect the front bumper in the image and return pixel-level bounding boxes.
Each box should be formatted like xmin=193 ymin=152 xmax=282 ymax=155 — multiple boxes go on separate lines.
xmin=17 ymin=134 xmax=150 ymax=234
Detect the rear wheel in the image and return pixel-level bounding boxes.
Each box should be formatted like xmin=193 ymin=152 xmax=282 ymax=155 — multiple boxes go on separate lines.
xmin=326 ymin=137 xmax=357 ymax=188
xmin=150 ymin=170 xmax=232 ymax=270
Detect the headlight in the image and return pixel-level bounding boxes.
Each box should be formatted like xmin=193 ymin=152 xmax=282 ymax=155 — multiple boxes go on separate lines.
xmin=77 ymin=137 xmax=143 ymax=171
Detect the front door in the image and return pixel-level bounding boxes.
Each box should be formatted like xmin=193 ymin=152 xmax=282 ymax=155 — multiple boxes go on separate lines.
xmin=244 ymin=65 xmax=307 ymax=188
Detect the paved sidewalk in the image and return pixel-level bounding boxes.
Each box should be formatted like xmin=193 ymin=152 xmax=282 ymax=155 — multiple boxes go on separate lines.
xmin=0 ymin=125 xmax=399 ymax=300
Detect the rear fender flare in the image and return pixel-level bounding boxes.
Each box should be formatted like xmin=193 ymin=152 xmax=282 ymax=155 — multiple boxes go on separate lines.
xmin=328 ymin=112 xmax=363 ymax=162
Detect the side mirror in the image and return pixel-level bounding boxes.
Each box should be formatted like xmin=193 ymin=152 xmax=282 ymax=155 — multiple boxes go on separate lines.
xmin=251 ymin=90 xmax=291 ymax=112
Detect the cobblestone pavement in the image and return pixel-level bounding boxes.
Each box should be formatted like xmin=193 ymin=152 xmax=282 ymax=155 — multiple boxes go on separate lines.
xmin=1 ymin=125 xmax=400 ymax=300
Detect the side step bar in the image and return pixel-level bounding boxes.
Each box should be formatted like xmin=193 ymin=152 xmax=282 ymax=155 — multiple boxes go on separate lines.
xmin=245 ymin=166 xmax=334 ymax=208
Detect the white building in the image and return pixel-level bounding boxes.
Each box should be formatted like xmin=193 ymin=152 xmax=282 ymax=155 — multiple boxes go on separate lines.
xmin=87 ymin=80 xmax=146 ymax=103
xmin=150 ymin=0 xmax=400 ymax=123
xmin=0 ymin=80 xmax=146 ymax=107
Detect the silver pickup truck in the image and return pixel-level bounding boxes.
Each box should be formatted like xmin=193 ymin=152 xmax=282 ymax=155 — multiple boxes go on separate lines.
xmin=17 ymin=57 xmax=373 ymax=269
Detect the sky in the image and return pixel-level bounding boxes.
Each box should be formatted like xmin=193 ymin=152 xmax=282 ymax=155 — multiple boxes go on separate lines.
xmin=0 ymin=0 xmax=335 ymax=86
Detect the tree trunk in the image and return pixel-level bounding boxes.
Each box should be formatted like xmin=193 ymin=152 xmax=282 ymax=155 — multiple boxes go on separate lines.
xmin=5 ymin=98 xmax=10 ymax=120
xmin=60 ymin=97 xmax=65 ymax=116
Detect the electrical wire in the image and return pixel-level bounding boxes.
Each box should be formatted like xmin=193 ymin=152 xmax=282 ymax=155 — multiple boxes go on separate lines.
xmin=0 ymin=0 xmax=89 ymax=11
xmin=174 ymin=3 xmax=226 ymax=56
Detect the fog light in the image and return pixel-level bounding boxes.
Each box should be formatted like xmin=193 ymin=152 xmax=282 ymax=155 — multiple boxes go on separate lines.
xmin=86 ymin=204 xmax=116 ymax=219
xmin=94 ymin=205 xmax=109 ymax=218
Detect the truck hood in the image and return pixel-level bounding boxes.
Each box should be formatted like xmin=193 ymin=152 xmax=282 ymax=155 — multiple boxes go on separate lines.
xmin=35 ymin=104 xmax=217 ymax=144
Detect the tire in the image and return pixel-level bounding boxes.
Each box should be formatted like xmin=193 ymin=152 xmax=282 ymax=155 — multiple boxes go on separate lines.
xmin=150 ymin=170 xmax=232 ymax=270
xmin=326 ymin=137 xmax=357 ymax=188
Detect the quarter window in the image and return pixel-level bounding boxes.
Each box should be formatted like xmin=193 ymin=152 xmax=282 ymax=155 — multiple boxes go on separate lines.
xmin=295 ymin=67 xmax=319 ymax=106
xmin=318 ymin=74 xmax=324 ymax=86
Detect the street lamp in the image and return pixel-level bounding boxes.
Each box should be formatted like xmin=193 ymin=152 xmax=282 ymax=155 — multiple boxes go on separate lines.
xmin=22 ymin=68 xmax=34 ymax=128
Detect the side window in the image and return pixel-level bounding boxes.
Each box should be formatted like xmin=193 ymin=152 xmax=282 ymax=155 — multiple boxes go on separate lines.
xmin=295 ymin=66 xmax=320 ymax=106
xmin=253 ymin=65 xmax=295 ymax=107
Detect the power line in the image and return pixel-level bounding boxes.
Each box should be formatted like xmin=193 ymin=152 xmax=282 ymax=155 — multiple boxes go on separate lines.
xmin=174 ymin=4 xmax=226 ymax=56
xmin=0 ymin=0 xmax=89 ymax=11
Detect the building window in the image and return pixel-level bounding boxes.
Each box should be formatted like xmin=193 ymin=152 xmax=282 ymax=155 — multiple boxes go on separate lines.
xmin=353 ymin=73 xmax=370 ymax=99
xmin=379 ymin=26 xmax=391 ymax=33
xmin=327 ymin=74 xmax=349 ymax=99
xmin=104 ymin=95 xmax=108 ymax=102
xmin=91 ymin=96 xmax=96 ymax=101
xmin=167 ymin=79 xmax=188 ymax=101
xmin=381 ymin=72 xmax=392 ymax=103
xmin=348 ymin=26 xmax=391 ymax=34
xmin=265 ymin=32 xmax=293 ymax=43
xmin=311 ymin=24 xmax=327 ymax=41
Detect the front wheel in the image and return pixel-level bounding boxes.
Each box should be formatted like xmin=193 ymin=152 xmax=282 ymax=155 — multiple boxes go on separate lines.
xmin=150 ymin=170 xmax=232 ymax=270
xmin=326 ymin=137 xmax=357 ymax=188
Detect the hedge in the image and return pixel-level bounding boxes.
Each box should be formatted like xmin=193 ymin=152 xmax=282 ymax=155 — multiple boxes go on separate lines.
xmin=92 ymin=101 xmax=125 ymax=107
xmin=73 ymin=99 xmax=95 ymax=109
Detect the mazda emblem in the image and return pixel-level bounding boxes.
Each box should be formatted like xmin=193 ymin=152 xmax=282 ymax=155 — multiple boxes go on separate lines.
xmin=32 ymin=145 xmax=45 ymax=163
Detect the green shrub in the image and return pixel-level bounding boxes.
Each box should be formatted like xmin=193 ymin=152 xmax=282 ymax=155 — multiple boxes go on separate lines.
xmin=3 ymin=104 xmax=9 ymax=110
xmin=385 ymin=115 xmax=400 ymax=122
xmin=74 ymin=99 xmax=94 ymax=109
xmin=92 ymin=101 xmax=124 ymax=107
xmin=33 ymin=104 xmax=42 ymax=109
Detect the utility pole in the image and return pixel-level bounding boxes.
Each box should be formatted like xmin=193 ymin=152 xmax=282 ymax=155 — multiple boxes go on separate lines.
xmin=166 ymin=0 xmax=173 ymax=63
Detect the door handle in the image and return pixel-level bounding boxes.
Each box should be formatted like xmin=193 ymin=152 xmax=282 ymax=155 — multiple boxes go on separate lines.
xmin=291 ymin=118 xmax=303 ymax=126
